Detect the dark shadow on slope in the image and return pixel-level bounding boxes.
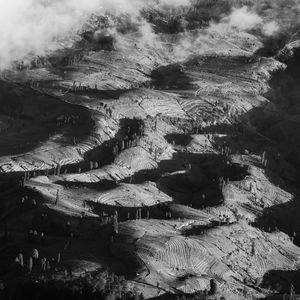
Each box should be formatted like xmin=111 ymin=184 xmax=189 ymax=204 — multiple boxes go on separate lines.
xmin=250 ymin=47 xmax=300 ymax=240
xmin=164 ymin=133 xmax=192 ymax=146
xmin=81 ymin=31 xmax=116 ymax=52
xmin=179 ymin=221 xmax=229 ymax=237
xmin=122 ymin=152 xmax=248 ymax=209
xmin=0 ymin=80 xmax=94 ymax=156
xmin=86 ymin=201 xmax=172 ymax=222
xmin=259 ymin=47 xmax=300 ymax=180
xmin=47 ymin=117 xmax=144 ymax=176
xmin=185 ymin=54 xmax=259 ymax=72
xmin=255 ymin=33 xmax=290 ymax=58
xmin=0 ymin=201 xmax=134 ymax=281
xmin=54 ymin=180 xmax=117 ymax=192
xmin=0 ymin=117 xmax=143 ymax=194
xmin=212 ymin=132 xmax=274 ymax=162
xmin=158 ymin=173 xmax=223 ymax=208
xmin=259 ymin=269 xmax=300 ymax=297
xmin=49 ymin=33 xmax=115 ymax=71
xmin=84 ymin=118 xmax=144 ymax=162
xmin=253 ymin=198 xmax=300 ymax=247
xmin=151 ymin=64 xmax=195 ymax=90
xmin=131 ymin=152 xmax=248 ymax=183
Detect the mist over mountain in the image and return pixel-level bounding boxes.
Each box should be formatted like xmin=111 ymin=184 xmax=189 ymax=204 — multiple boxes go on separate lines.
xmin=0 ymin=0 xmax=299 ymax=68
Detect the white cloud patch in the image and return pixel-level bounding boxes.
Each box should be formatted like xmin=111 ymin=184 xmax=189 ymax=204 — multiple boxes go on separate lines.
xmin=0 ymin=0 xmax=190 ymax=68
xmin=263 ymin=21 xmax=280 ymax=36
xmin=224 ymin=6 xmax=263 ymax=31
xmin=210 ymin=5 xmax=280 ymax=39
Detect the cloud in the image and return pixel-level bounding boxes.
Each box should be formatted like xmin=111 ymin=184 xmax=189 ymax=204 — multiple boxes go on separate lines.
xmin=209 ymin=5 xmax=281 ymax=39
xmin=223 ymin=6 xmax=263 ymax=31
xmin=0 ymin=0 xmax=294 ymax=68
xmin=0 ymin=0 xmax=191 ymax=68
xmin=0 ymin=0 xmax=102 ymax=68
xmin=263 ymin=21 xmax=280 ymax=36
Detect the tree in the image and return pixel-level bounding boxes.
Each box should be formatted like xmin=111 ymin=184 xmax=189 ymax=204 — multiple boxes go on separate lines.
xmin=113 ymin=213 xmax=118 ymax=235
xmin=290 ymin=284 xmax=295 ymax=300
xmin=32 ymin=249 xmax=39 ymax=260
xmin=209 ymin=279 xmax=218 ymax=295
xmin=18 ymin=253 xmax=24 ymax=266
xmin=55 ymin=189 xmax=59 ymax=205
xmin=28 ymin=257 xmax=33 ymax=272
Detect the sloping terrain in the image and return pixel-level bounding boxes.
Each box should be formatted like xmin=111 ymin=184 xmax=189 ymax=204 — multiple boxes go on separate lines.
xmin=1 ymin=4 xmax=300 ymax=300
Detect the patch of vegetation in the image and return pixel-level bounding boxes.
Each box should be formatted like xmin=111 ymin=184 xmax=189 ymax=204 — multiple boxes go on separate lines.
xmin=1 ymin=270 xmax=144 ymax=300
xmin=141 ymin=0 xmax=252 ymax=34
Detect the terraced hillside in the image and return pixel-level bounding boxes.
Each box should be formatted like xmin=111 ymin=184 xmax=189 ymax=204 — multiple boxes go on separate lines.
xmin=1 ymin=5 xmax=300 ymax=300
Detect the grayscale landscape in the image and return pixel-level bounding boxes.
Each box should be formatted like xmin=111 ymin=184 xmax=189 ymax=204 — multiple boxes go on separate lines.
xmin=0 ymin=1 xmax=300 ymax=299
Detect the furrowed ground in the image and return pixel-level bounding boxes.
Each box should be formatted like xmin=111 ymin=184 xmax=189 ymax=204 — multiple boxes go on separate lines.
xmin=1 ymin=14 xmax=300 ymax=300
